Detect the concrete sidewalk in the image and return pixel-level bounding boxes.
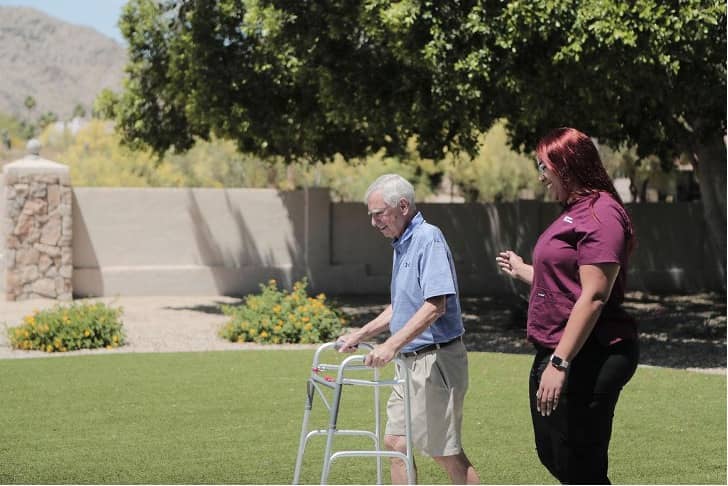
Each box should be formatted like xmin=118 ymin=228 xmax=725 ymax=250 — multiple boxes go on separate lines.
xmin=0 ymin=296 xmax=318 ymax=360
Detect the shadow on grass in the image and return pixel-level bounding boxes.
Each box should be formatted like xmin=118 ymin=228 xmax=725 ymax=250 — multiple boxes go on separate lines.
xmin=333 ymin=292 xmax=727 ymax=370
xmin=162 ymin=301 xmax=242 ymax=315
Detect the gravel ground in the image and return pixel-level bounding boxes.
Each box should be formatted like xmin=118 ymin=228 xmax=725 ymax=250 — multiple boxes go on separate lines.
xmin=0 ymin=293 xmax=725 ymax=374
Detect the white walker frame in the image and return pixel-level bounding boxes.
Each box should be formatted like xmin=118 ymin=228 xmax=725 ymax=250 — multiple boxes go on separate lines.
xmin=292 ymin=342 xmax=415 ymax=485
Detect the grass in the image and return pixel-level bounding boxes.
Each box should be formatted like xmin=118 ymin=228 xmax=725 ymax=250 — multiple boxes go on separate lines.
xmin=0 ymin=350 xmax=724 ymax=484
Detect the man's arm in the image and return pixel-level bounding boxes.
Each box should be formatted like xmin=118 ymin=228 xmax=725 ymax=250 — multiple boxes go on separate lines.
xmin=364 ymin=295 xmax=447 ymax=368
xmin=337 ymin=304 xmax=393 ymax=352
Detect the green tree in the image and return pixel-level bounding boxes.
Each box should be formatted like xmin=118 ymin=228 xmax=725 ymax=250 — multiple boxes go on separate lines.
xmin=93 ymin=88 xmax=120 ymax=120
xmin=23 ymin=95 xmax=37 ymax=136
xmin=23 ymin=95 xmax=36 ymax=115
xmin=114 ymin=0 xmax=725 ymax=284
xmin=114 ymin=0 xmax=497 ymax=160
xmin=72 ymin=103 xmax=87 ymax=119
xmin=37 ymin=111 xmax=58 ymax=130
xmin=489 ymin=0 xmax=726 ymax=285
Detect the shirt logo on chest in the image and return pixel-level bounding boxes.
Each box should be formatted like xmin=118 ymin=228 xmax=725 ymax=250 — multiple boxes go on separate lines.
xmin=563 ymin=216 xmax=574 ymax=224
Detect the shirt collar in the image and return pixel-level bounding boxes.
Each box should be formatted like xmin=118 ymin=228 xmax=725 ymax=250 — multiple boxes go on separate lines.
xmin=392 ymin=212 xmax=424 ymax=248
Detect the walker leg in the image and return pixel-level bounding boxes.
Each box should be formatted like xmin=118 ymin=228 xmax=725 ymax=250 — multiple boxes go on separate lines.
xmin=403 ymin=363 xmax=415 ymax=485
xmin=320 ymin=382 xmax=344 ymax=485
xmin=374 ymin=369 xmax=382 ymax=485
xmin=293 ymin=380 xmax=315 ymax=484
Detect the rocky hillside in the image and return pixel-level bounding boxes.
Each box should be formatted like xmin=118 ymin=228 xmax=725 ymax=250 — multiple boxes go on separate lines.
xmin=0 ymin=6 xmax=126 ymax=120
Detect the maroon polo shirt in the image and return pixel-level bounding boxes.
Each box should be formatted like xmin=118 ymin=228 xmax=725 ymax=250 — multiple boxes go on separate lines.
xmin=527 ymin=192 xmax=637 ymax=348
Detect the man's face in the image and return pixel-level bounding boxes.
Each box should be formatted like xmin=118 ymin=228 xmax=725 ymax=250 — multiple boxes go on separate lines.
xmin=367 ymin=190 xmax=409 ymax=239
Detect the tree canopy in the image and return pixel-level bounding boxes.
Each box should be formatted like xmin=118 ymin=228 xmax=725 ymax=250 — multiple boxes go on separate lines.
xmin=115 ymin=0 xmax=725 ymax=159
xmin=113 ymin=0 xmax=726 ymax=282
xmin=116 ymin=0 xmax=499 ymax=160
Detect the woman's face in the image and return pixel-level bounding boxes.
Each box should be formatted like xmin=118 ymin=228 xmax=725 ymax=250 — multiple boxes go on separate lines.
xmin=538 ymin=159 xmax=568 ymax=202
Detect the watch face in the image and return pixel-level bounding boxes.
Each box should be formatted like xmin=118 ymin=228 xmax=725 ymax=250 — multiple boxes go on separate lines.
xmin=550 ymin=355 xmax=567 ymax=369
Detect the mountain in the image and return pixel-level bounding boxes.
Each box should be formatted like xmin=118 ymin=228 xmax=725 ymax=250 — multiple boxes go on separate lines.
xmin=0 ymin=6 xmax=126 ymax=120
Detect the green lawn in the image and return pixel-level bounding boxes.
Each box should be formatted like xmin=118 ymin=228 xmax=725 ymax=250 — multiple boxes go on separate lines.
xmin=0 ymin=350 xmax=724 ymax=484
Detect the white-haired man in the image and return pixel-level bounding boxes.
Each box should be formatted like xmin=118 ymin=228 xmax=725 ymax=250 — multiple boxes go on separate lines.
xmin=338 ymin=174 xmax=479 ymax=484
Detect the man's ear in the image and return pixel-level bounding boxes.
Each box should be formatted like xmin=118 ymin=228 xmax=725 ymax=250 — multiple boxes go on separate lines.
xmin=399 ymin=198 xmax=409 ymax=213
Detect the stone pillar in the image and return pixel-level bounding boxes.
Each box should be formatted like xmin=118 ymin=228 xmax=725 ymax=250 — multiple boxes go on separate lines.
xmin=2 ymin=139 xmax=72 ymax=300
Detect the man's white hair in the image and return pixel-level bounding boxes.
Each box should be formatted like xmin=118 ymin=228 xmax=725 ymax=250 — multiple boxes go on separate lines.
xmin=364 ymin=174 xmax=416 ymax=208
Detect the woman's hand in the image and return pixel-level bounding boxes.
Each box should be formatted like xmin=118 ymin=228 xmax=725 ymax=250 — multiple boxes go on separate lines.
xmin=496 ymin=250 xmax=533 ymax=284
xmin=536 ymin=364 xmax=567 ymax=416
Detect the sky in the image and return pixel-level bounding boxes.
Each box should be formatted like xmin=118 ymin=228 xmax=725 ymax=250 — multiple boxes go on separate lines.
xmin=0 ymin=0 xmax=128 ymax=43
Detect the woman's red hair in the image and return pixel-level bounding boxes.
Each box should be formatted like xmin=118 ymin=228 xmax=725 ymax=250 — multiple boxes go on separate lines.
xmin=536 ymin=127 xmax=635 ymax=252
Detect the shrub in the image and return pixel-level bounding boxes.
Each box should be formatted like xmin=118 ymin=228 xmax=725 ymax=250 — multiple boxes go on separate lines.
xmin=7 ymin=302 xmax=125 ymax=352
xmin=220 ymin=278 xmax=346 ymax=344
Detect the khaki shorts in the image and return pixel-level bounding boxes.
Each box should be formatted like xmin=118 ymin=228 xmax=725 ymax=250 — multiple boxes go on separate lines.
xmin=385 ymin=339 xmax=469 ymax=457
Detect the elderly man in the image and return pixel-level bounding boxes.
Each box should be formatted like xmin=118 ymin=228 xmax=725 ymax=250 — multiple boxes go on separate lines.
xmin=338 ymin=174 xmax=479 ymax=484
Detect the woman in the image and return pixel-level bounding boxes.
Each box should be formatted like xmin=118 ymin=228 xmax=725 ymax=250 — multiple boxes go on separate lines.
xmin=496 ymin=127 xmax=639 ymax=484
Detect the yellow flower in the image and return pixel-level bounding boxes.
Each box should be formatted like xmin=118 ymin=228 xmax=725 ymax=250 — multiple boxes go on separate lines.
xmin=46 ymin=344 xmax=53 ymax=352
xmin=260 ymin=331 xmax=269 ymax=339
xmin=304 ymin=323 xmax=313 ymax=331
xmin=54 ymin=339 xmax=62 ymax=349
xmin=83 ymin=329 xmax=91 ymax=337
xmin=112 ymin=335 xmax=119 ymax=343
xmin=272 ymin=305 xmax=282 ymax=314
xmin=316 ymin=293 xmax=326 ymax=301
xmin=301 ymin=316 xmax=310 ymax=323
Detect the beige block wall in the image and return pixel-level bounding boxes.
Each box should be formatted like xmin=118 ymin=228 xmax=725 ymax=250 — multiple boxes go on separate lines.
xmin=72 ymin=187 xmax=305 ymax=296
xmin=9 ymin=185 xmax=713 ymax=298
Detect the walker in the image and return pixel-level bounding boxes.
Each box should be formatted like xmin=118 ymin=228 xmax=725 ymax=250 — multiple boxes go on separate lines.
xmin=292 ymin=342 xmax=415 ymax=485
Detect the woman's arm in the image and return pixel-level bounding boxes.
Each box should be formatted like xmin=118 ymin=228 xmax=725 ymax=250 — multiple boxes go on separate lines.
xmin=496 ymin=250 xmax=534 ymax=285
xmin=535 ymin=262 xmax=621 ymax=416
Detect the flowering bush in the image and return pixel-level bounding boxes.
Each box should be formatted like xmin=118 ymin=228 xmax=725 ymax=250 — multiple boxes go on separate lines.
xmin=219 ymin=278 xmax=346 ymax=344
xmin=7 ymin=302 xmax=125 ymax=352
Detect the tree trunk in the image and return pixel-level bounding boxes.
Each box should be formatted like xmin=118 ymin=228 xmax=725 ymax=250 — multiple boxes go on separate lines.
xmin=694 ymin=136 xmax=726 ymax=291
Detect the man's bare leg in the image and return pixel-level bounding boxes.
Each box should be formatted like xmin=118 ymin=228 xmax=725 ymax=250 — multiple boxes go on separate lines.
xmin=434 ymin=450 xmax=479 ymax=484
xmin=385 ymin=434 xmax=417 ymax=484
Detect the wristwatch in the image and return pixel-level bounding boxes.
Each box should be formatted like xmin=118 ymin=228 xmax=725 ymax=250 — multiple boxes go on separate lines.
xmin=550 ymin=354 xmax=569 ymax=371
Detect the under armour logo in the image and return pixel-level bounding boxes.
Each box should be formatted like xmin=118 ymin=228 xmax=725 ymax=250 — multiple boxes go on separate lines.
xmin=563 ymin=216 xmax=574 ymax=224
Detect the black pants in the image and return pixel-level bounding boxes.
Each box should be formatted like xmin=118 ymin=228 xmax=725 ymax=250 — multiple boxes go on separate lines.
xmin=529 ymin=337 xmax=639 ymax=484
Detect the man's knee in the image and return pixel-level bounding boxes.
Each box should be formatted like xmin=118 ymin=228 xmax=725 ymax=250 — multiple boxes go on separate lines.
xmin=384 ymin=434 xmax=407 ymax=453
